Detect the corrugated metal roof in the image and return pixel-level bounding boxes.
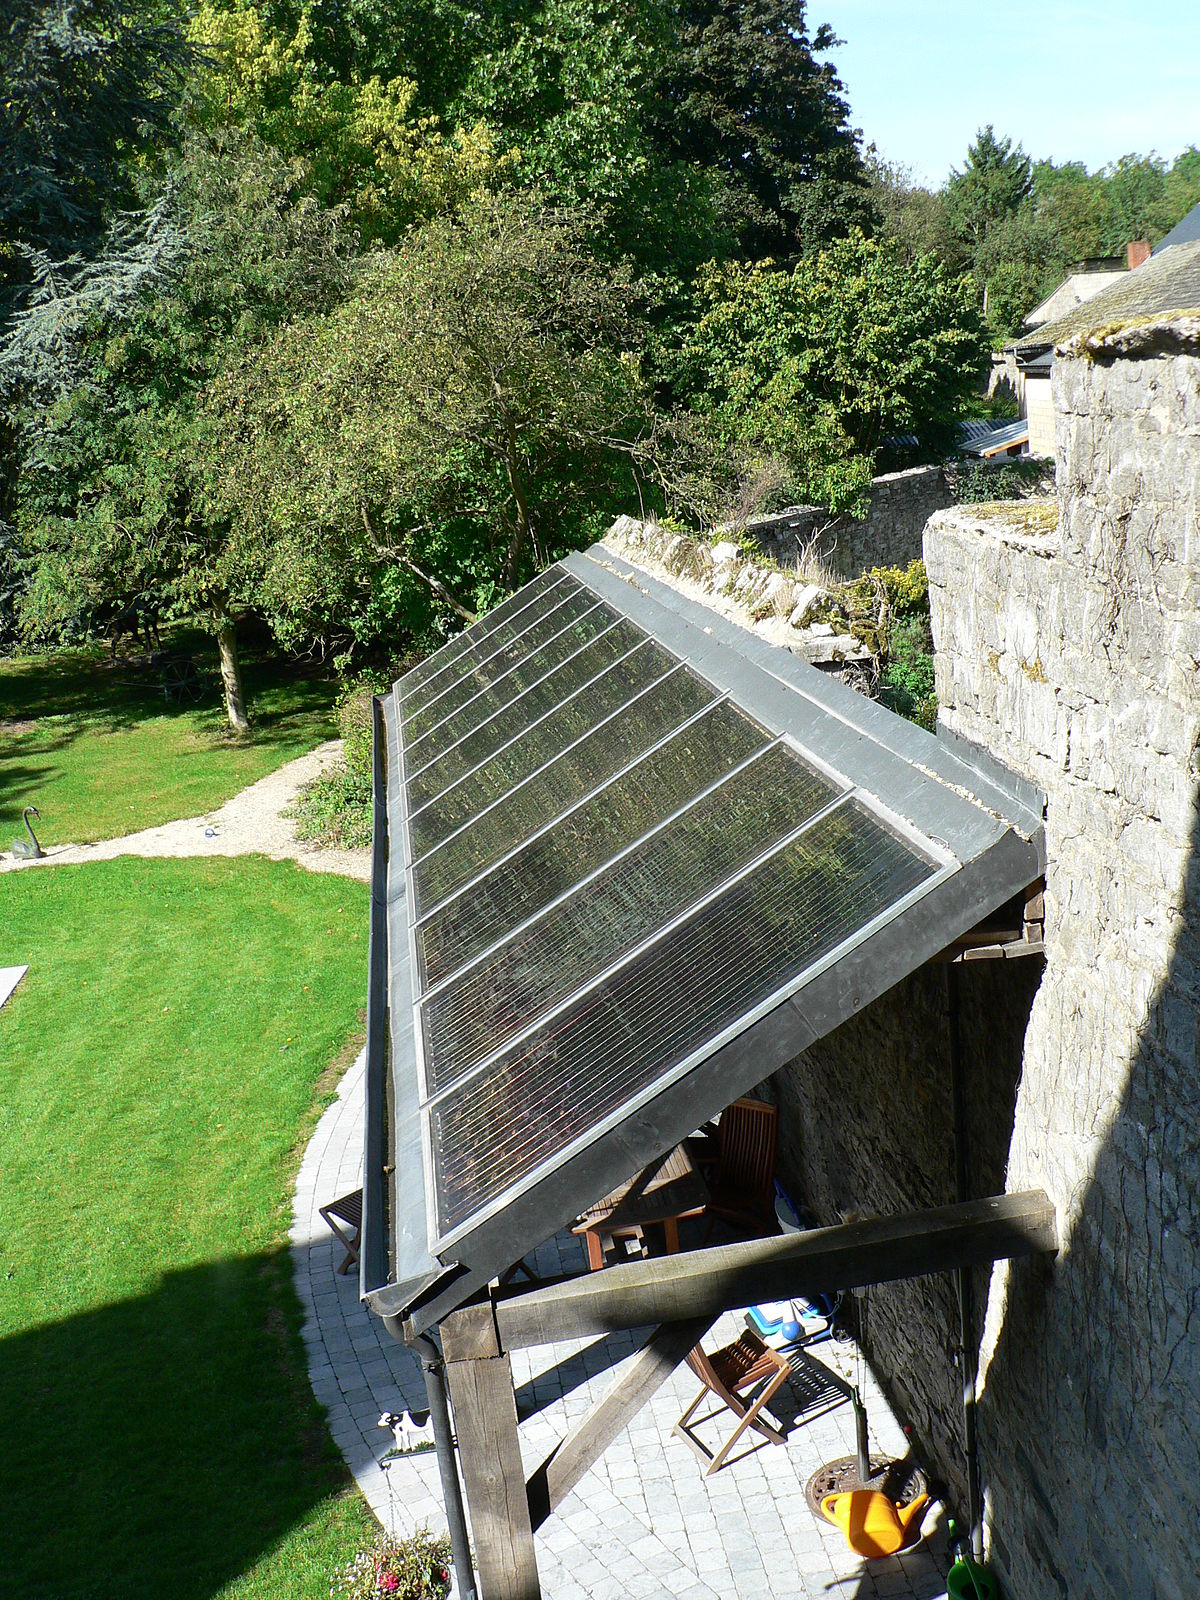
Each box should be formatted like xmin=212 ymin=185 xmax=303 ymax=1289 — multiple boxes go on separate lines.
xmin=362 ymin=543 xmax=1045 ymax=1331
xmin=1012 ymin=238 xmax=1200 ymax=353
xmin=960 ymin=419 xmax=1030 ymax=457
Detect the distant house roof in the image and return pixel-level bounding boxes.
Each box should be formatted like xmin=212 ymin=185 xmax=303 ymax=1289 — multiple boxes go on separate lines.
xmin=1023 ymin=270 xmax=1126 ymax=330
xmin=1153 ymin=198 xmax=1200 ymax=254
xmin=1011 ymin=238 xmax=1200 ymax=355
xmin=959 ymin=419 xmax=1029 ymax=458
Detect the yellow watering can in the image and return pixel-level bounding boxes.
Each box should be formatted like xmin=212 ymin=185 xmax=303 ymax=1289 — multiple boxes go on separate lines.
xmin=820 ymin=1488 xmax=930 ymax=1558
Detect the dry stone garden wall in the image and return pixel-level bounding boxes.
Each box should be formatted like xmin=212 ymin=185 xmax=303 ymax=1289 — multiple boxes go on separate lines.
xmin=742 ymin=465 xmax=952 ymax=576
xmin=772 ymin=316 xmax=1199 ymax=1600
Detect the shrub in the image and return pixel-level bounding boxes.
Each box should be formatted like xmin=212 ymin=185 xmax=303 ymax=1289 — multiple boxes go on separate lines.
xmin=879 ymin=613 xmax=937 ymax=731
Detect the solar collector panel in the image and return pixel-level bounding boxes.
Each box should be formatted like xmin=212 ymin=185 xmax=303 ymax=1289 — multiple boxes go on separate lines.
xmin=414 ymin=697 xmax=774 ymax=988
xmin=419 ymin=742 xmax=842 ymax=1093
xmin=429 ymin=799 xmax=940 ymax=1234
xmin=403 ymin=589 xmax=609 ymax=747
xmin=409 ymin=666 xmax=718 ymax=913
xmin=405 ymin=615 xmax=646 ymax=809
xmin=406 ymin=637 xmax=685 ymax=857
xmin=399 ymin=569 xmax=575 ymax=713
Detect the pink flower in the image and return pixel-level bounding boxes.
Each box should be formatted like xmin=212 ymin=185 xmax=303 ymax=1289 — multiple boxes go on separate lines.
xmin=379 ymin=1574 xmax=400 ymax=1593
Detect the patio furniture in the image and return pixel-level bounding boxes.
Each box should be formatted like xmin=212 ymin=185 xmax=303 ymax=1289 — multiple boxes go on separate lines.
xmin=319 ymin=1188 xmax=363 ymax=1274
xmin=694 ymin=1097 xmax=779 ymax=1241
xmin=672 ymin=1329 xmax=792 ymax=1476
xmin=572 ymin=1143 xmax=708 ymax=1271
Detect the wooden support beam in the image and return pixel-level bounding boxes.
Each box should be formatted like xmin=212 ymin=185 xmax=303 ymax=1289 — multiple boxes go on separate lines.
xmin=494 ymin=1191 xmax=1057 ymax=1352
xmin=527 ymin=1317 xmax=713 ymax=1531
xmin=442 ymin=1304 xmax=541 ymax=1600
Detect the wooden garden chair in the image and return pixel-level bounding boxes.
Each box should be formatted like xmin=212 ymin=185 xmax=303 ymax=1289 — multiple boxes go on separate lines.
xmin=672 ymin=1330 xmax=791 ymax=1475
xmin=694 ymin=1097 xmax=779 ymax=1241
xmin=319 ymin=1188 xmax=363 ymax=1275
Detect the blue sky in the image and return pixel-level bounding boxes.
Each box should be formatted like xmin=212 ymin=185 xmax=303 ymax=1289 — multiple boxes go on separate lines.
xmin=814 ymin=1 xmax=1200 ymax=186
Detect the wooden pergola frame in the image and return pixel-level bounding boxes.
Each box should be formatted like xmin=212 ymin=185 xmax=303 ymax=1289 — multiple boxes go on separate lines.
xmin=421 ymin=1190 xmax=1059 ymax=1600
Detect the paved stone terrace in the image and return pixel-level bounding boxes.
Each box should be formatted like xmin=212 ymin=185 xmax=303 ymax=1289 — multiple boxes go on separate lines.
xmin=293 ymin=1056 xmax=954 ymax=1599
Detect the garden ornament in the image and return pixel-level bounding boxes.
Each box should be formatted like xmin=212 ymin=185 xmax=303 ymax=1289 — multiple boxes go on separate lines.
xmin=11 ymin=807 xmax=45 ymax=860
xmin=379 ymin=1409 xmax=436 ymax=1455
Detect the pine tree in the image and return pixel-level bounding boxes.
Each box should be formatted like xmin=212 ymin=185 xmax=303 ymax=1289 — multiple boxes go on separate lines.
xmin=945 ymin=125 xmax=1033 ymax=258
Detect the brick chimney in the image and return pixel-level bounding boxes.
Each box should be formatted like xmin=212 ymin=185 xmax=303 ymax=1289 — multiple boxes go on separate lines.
xmin=1127 ymin=239 xmax=1152 ymax=269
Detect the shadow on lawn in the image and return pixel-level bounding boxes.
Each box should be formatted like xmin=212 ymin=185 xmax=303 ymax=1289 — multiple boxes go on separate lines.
xmin=0 ymin=1248 xmax=351 ymax=1600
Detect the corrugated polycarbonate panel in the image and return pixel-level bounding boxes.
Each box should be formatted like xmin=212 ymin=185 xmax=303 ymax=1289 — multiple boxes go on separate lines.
xmin=419 ymin=743 xmax=842 ymax=1093
xmin=407 ymin=638 xmax=684 ymax=858
xmin=403 ymin=588 xmax=608 ymax=748
xmin=415 ymin=699 xmax=775 ymax=987
xmin=399 ymin=569 xmax=574 ymax=713
xmin=406 ymin=616 xmax=647 ymax=811
xmin=429 ymin=799 xmax=940 ymax=1233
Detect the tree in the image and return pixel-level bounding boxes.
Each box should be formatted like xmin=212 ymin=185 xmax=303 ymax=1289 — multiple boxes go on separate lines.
xmin=645 ymin=0 xmax=874 ymax=260
xmin=0 ymin=0 xmax=192 ymax=576
xmin=12 ymin=133 xmax=356 ymax=727
xmin=676 ymin=233 xmax=988 ymax=514
xmin=200 ymin=195 xmax=653 ymax=645
xmin=186 ymin=0 xmax=506 ymax=246
xmin=944 ymin=126 xmax=1033 ymax=262
xmin=1 ymin=0 xmax=191 ymax=295
xmin=863 ymin=149 xmax=950 ymax=264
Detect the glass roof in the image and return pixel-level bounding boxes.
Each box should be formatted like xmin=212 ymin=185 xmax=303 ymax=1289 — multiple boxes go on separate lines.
xmin=392 ymin=556 xmax=948 ymax=1252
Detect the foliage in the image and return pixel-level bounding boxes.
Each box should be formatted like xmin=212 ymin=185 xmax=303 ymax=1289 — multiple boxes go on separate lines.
xmin=944 ymin=125 xmax=1033 ymax=261
xmin=863 ymin=149 xmax=948 ymax=264
xmin=939 ymin=140 xmax=1200 ymax=338
xmin=202 ymin=193 xmax=651 ymax=640
xmin=643 ymin=0 xmax=873 ymax=261
xmin=0 ymin=629 xmax=337 ymax=843
xmin=0 ymin=0 xmax=192 ymax=304
xmin=843 ymin=559 xmax=929 ymax=617
xmin=0 ymin=853 xmax=372 ymax=1598
xmin=954 ymin=456 xmax=1051 ymax=504
xmin=879 ymin=612 xmax=936 ymax=731
xmin=330 ymin=1529 xmax=452 ymax=1600
xmin=431 ymin=0 xmax=870 ymax=274
xmin=288 ymin=672 xmax=389 ymax=851
xmin=187 ymin=0 xmax=506 ymax=245
xmin=11 ymin=131 xmax=357 ymax=717
xmin=676 ymin=233 xmax=988 ymax=514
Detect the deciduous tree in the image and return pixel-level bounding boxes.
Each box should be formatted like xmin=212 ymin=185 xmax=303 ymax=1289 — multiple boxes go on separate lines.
xmin=200 ymin=194 xmax=652 ymax=646
xmin=677 ymin=233 xmax=988 ymax=514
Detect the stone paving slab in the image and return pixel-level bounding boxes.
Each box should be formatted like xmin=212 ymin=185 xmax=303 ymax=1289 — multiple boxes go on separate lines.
xmin=293 ymin=1055 xmax=953 ymax=1598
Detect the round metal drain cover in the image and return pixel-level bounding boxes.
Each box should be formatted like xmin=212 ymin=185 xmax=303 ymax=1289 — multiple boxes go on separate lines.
xmin=805 ymin=1455 xmax=928 ymax=1520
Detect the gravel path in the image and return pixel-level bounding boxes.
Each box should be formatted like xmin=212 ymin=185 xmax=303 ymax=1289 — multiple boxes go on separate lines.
xmin=1 ymin=739 xmax=370 ymax=881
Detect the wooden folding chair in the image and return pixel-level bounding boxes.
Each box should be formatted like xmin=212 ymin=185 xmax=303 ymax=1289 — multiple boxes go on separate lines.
xmin=672 ymin=1330 xmax=791 ymax=1475
xmin=698 ymin=1097 xmax=779 ymax=1241
xmin=318 ymin=1188 xmax=363 ymax=1274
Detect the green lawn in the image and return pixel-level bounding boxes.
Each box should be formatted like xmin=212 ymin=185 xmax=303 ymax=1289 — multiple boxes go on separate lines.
xmin=0 ymin=630 xmax=338 ymax=847
xmin=0 ymin=855 xmax=375 ymax=1599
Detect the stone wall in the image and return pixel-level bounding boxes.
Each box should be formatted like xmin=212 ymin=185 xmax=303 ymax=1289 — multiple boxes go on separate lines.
xmin=744 ymin=465 xmax=952 ymax=576
xmin=773 ymin=315 xmax=1200 ymax=1599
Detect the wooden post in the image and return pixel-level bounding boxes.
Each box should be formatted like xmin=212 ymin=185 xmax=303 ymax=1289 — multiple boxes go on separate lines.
xmin=442 ymin=1304 xmax=541 ymax=1600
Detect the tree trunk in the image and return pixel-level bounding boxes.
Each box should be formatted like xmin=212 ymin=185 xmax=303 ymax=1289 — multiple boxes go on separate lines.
xmin=214 ymin=612 xmax=250 ymax=734
xmin=500 ymin=407 xmax=534 ymax=590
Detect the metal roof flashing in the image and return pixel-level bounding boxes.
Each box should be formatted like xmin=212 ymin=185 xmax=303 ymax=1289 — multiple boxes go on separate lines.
xmin=362 ymin=546 xmax=1046 ymax=1331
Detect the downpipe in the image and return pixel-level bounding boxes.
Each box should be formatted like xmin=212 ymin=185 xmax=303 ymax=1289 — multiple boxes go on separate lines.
xmin=413 ymin=1331 xmax=478 ymax=1600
